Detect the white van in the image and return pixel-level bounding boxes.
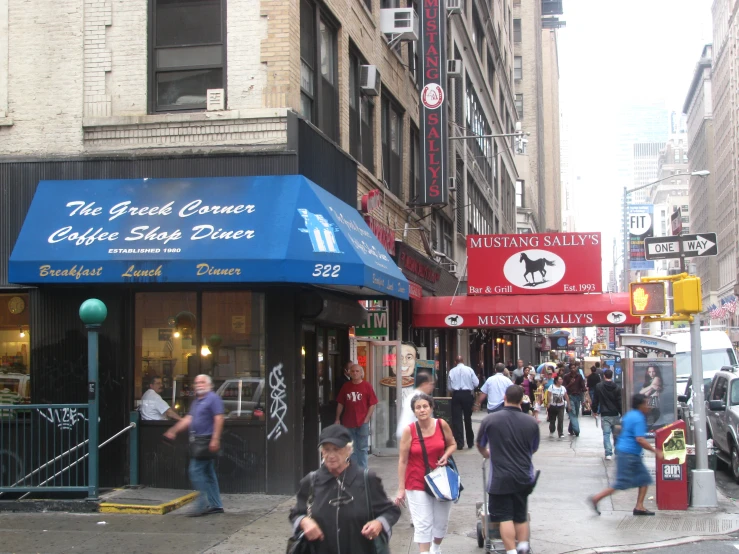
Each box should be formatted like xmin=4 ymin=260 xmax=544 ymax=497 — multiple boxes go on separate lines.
xmin=667 ymin=330 xmax=738 ymax=396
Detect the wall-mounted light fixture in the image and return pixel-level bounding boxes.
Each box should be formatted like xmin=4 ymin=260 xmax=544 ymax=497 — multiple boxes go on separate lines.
xmin=19 ymin=327 xmax=26 ymax=338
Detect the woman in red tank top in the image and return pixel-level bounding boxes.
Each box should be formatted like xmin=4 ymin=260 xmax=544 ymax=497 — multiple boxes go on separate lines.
xmin=394 ymin=393 xmax=456 ymax=554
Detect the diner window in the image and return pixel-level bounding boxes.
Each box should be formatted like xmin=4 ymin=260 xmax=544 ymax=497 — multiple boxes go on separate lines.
xmin=150 ymin=0 xmax=225 ymax=112
xmin=382 ymin=93 xmax=404 ymax=197
xmin=134 ymin=292 xmax=265 ymax=419
xmin=300 ymin=0 xmax=339 ymax=141
xmin=0 ymin=294 xmax=31 ymax=404
xmin=514 ymin=56 xmax=522 ymax=80
xmin=349 ymin=48 xmax=375 ymax=172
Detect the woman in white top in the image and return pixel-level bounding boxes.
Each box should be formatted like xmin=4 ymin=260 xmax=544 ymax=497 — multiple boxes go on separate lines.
xmin=546 ymin=375 xmax=569 ymax=439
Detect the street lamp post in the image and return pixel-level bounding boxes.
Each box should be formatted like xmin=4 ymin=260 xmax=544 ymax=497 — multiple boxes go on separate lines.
xmin=622 ymin=170 xmax=709 ymax=292
xmin=79 ymin=298 xmax=108 ymax=501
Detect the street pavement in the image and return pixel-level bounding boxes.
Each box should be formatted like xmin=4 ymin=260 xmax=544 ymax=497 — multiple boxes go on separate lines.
xmin=3 ymin=411 xmax=739 ymax=554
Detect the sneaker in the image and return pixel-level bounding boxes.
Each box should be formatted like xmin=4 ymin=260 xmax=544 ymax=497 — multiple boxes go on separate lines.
xmin=605 ymin=455 xmax=613 ymax=460
xmin=549 ymin=432 xmax=555 ymax=437
xmin=206 ymin=507 xmax=225 ymax=514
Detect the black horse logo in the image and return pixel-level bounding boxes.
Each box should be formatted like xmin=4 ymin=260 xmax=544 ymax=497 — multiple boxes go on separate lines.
xmin=520 ymin=252 xmax=555 ymax=286
xmin=448 ymin=315 xmax=459 ymax=325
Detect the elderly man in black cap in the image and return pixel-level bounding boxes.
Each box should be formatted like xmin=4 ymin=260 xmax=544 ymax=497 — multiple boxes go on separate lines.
xmin=290 ymin=424 xmax=401 ymax=553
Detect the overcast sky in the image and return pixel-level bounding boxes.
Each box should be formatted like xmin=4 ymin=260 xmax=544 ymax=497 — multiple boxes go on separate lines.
xmin=557 ymin=0 xmax=714 ymax=285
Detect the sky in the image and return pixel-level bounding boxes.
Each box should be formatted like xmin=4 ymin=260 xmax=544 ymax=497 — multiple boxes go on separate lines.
xmin=557 ymin=0 xmax=714 ymax=286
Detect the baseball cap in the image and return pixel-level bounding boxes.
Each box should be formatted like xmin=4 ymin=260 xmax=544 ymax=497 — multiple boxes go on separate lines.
xmin=318 ymin=424 xmax=352 ymax=448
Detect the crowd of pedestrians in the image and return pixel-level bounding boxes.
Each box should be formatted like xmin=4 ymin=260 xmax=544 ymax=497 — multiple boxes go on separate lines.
xmin=285 ymin=355 xmax=657 ymax=554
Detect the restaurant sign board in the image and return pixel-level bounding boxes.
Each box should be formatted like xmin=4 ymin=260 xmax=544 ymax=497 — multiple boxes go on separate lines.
xmin=467 ymin=233 xmax=602 ymax=295
xmin=418 ymin=0 xmax=448 ymax=205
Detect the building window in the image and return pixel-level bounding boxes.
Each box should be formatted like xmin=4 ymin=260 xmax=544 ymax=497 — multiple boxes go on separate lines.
xmin=349 ymin=48 xmax=375 ymax=172
xmin=515 ymin=180 xmax=524 ymax=207
xmin=467 ymin=174 xmax=494 ymax=235
xmin=410 ymin=125 xmax=421 ymax=206
xmin=514 ymin=94 xmax=523 ymax=118
xmin=408 ymin=0 xmax=419 ymax=84
xmin=513 ymin=19 xmax=521 ymax=43
xmin=364 ymin=0 xmax=372 ymax=10
xmin=466 ymin=77 xmax=493 ymax=185
xmin=432 ymin=214 xmax=453 ymax=257
xmin=487 ymin=51 xmax=495 ymax=91
xmin=472 ymin=7 xmax=485 ymax=60
xmin=150 ymin=0 xmax=226 ymax=112
xmin=513 ymin=0 xmax=521 ymax=5
xmin=381 ymin=93 xmax=403 ymax=197
xmin=300 ymin=0 xmax=339 ymax=141
xmin=514 ymin=56 xmax=522 ymax=80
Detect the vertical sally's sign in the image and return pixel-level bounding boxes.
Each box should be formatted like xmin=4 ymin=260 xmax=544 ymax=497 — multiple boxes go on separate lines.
xmin=419 ymin=0 xmax=448 ymax=205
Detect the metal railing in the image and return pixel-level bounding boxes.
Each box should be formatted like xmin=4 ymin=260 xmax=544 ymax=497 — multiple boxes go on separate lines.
xmin=0 ymin=404 xmax=136 ymax=497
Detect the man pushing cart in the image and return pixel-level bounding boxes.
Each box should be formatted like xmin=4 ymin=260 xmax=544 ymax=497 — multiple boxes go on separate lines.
xmin=476 ymin=385 xmax=540 ymax=554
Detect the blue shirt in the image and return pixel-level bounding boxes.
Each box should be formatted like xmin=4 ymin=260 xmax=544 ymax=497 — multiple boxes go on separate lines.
xmin=616 ymin=409 xmax=647 ymax=455
xmin=189 ymin=391 xmax=224 ymax=436
xmin=448 ymin=363 xmax=480 ymax=391
xmin=480 ymin=374 xmax=512 ymax=410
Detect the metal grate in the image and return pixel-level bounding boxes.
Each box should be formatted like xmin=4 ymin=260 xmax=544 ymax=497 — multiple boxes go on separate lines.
xmin=617 ymin=516 xmax=739 ymax=533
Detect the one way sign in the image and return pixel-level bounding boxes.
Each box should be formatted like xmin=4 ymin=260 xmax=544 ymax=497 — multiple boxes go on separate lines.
xmin=644 ymin=232 xmax=718 ymax=260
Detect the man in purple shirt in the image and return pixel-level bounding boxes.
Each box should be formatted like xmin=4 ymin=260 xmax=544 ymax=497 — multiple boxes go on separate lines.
xmin=164 ymin=374 xmax=225 ymax=516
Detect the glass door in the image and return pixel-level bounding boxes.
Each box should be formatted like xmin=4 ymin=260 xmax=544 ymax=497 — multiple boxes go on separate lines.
xmin=368 ymin=340 xmax=402 ymax=456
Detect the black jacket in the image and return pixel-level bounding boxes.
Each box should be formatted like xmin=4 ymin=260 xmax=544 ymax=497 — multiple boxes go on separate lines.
xmin=593 ymin=380 xmax=622 ymax=417
xmin=289 ymin=463 xmax=401 ymax=554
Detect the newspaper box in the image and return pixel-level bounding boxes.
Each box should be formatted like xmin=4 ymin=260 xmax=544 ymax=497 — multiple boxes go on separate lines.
xmin=655 ymin=419 xmax=688 ymax=510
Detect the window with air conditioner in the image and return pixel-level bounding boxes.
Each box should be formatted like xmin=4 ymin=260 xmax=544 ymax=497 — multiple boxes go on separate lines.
xmin=349 ymin=48 xmax=375 ymax=172
xmin=150 ymin=0 xmax=225 ymax=113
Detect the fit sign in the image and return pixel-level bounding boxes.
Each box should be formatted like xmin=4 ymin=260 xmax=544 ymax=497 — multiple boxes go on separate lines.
xmin=418 ymin=0 xmax=448 ymax=205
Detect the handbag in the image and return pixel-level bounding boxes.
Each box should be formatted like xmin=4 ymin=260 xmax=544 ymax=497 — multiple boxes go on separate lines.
xmin=415 ymin=422 xmax=462 ymax=502
xmin=188 ymin=434 xmax=217 ymax=460
xmin=363 ymin=469 xmax=390 ymax=554
xmin=286 ymin=472 xmax=316 ymax=554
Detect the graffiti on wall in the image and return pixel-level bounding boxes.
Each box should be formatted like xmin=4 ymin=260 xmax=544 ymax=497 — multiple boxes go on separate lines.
xmin=266 ymin=363 xmax=288 ymax=441
xmin=37 ymin=407 xmax=88 ymax=431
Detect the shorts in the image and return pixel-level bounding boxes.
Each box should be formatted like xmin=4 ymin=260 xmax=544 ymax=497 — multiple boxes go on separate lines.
xmin=487 ymin=490 xmax=529 ymax=523
xmin=612 ymin=452 xmax=652 ymax=490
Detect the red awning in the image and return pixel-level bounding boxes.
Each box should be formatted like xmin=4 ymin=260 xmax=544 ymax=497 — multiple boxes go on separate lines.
xmin=412 ymin=293 xmax=640 ymax=328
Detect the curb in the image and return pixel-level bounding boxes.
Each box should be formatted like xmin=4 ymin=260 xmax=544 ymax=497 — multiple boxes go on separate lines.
xmin=560 ymin=534 xmax=736 ymax=554
xmin=98 ymin=491 xmax=197 ymax=515
xmin=0 ymin=499 xmax=98 ymax=513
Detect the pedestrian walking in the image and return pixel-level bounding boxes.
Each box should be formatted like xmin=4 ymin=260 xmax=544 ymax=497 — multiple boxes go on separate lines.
xmin=476 ymin=385 xmax=539 ymax=554
xmin=163 ymin=374 xmax=224 ymax=516
xmin=447 ymin=355 xmax=479 ymax=450
xmin=477 ymin=363 xmax=512 ymax=413
xmin=592 ymin=369 xmax=622 ymax=460
xmin=586 ymin=366 xmax=601 ymax=407
xmin=335 ymin=364 xmax=378 ymax=469
xmin=588 ymin=394 xmax=663 ymax=516
xmin=512 ymin=359 xmax=525 ymax=382
xmin=396 ymin=370 xmax=436 ymax=440
xmin=290 ymin=424 xmax=400 ymax=554
xmin=395 ymin=393 xmax=457 ymax=554
xmin=546 ymin=375 xmax=569 ymax=438
xmin=563 ymin=363 xmax=587 ymax=437
xmin=532 ymin=376 xmax=545 ymax=422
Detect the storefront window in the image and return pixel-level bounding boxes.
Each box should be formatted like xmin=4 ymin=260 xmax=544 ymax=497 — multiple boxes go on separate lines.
xmin=134 ymin=291 xmax=265 ymax=419
xmin=201 ymin=292 xmax=265 ymax=419
xmin=0 ymin=294 xmax=31 ymax=404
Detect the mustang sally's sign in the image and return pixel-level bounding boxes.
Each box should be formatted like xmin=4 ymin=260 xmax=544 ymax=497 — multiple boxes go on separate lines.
xmin=418 ymin=0 xmax=448 ymax=205
xmin=467 ymin=232 xmax=603 ymax=295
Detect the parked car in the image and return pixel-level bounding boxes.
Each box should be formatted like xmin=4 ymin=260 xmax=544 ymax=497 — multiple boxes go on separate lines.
xmin=666 ymin=330 xmax=738 ymax=397
xmin=678 ymin=369 xmax=721 ymax=421
xmin=705 ymin=366 xmax=739 ymax=481
xmin=215 ymin=378 xmax=265 ymax=419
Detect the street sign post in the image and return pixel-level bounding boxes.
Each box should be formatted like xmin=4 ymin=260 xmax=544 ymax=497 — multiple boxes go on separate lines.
xmin=644 ymin=233 xmax=718 ymax=261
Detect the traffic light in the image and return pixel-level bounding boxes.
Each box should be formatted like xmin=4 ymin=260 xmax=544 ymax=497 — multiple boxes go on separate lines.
xmin=629 ymin=282 xmax=666 ymax=316
xmin=673 ymin=276 xmax=702 ymax=314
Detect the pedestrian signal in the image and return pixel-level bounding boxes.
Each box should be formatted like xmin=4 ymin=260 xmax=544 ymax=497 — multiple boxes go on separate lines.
xmin=673 ymin=277 xmax=702 ymax=314
xmin=629 ymin=282 xmax=666 ymax=316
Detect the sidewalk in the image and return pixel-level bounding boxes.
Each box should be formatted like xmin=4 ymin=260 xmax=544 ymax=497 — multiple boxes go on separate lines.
xmin=201 ymin=411 xmax=739 ymax=554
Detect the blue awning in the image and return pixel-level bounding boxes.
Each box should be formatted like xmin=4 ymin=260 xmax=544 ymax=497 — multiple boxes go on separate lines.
xmin=8 ymin=176 xmax=409 ymax=299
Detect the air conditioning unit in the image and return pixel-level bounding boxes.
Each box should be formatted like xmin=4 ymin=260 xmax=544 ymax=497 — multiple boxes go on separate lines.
xmin=360 ymin=65 xmax=381 ymax=96
xmin=380 ymin=8 xmax=419 ymax=41
xmin=447 ymin=59 xmax=463 ymax=79
xmin=447 ymin=0 xmax=463 ymax=15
